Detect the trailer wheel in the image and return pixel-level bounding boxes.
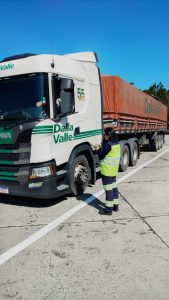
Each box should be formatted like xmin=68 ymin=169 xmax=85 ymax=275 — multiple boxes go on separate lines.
xmin=70 ymin=155 xmax=90 ymax=196
xmin=130 ymin=142 xmax=139 ymax=166
xmin=161 ymin=135 xmax=164 ymax=147
xmin=119 ymin=144 xmax=129 ymax=172
xmin=159 ymin=135 xmax=163 ymax=149
xmin=151 ymin=137 xmax=159 ymax=151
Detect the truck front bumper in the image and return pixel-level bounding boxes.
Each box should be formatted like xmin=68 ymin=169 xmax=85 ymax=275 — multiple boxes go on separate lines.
xmin=0 ymin=176 xmax=69 ymax=199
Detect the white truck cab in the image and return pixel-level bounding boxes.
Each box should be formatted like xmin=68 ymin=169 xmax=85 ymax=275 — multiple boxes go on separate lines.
xmin=0 ymin=52 xmax=102 ymax=198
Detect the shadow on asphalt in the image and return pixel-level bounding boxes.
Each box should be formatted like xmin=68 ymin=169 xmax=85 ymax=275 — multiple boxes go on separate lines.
xmin=0 ymin=192 xmax=104 ymax=211
xmin=141 ymin=146 xmax=154 ymax=152
xmin=0 ymin=194 xmax=67 ymax=208
xmin=77 ymin=193 xmax=104 ymax=212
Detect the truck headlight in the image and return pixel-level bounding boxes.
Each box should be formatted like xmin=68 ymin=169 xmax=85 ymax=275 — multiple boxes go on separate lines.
xmin=29 ymin=165 xmax=54 ymax=179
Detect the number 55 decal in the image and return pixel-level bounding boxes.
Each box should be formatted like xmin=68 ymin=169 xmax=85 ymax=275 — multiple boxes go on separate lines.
xmin=77 ymin=88 xmax=85 ymax=101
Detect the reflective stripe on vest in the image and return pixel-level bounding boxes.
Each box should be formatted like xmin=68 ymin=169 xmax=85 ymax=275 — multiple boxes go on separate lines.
xmin=100 ymin=144 xmax=120 ymax=177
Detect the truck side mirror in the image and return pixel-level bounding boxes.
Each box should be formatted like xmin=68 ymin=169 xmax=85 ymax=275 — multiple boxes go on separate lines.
xmin=61 ymin=78 xmax=74 ymax=90
xmin=60 ymin=79 xmax=75 ymax=115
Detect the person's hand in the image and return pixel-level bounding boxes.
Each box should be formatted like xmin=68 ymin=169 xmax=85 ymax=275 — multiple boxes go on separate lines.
xmin=94 ymin=144 xmax=101 ymax=150
xmin=36 ymin=101 xmax=43 ymax=107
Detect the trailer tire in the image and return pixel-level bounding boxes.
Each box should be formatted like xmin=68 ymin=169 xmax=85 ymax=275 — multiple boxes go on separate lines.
xmin=119 ymin=144 xmax=129 ymax=172
xmin=159 ymin=135 xmax=163 ymax=149
xmin=130 ymin=141 xmax=139 ymax=166
xmin=161 ymin=135 xmax=164 ymax=147
xmin=151 ymin=137 xmax=159 ymax=151
xmin=70 ymin=155 xmax=90 ymax=196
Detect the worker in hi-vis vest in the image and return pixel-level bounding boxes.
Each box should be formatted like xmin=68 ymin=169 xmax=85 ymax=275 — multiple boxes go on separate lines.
xmin=95 ymin=128 xmax=120 ymax=215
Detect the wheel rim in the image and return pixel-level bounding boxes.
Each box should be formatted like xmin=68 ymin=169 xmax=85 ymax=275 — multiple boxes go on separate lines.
xmin=133 ymin=148 xmax=138 ymax=161
xmin=161 ymin=136 xmax=164 ymax=146
xmin=74 ymin=163 xmax=88 ymax=186
xmin=123 ymin=151 xmax=128 ymax=166
xmin=156 ymin=138 xmax=159 ymax=150
xmin=159 ymin=139 xmax=162 ymax=149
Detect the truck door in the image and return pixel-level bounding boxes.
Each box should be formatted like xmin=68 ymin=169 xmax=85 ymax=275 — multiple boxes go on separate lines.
xmin=51 ymin=76 xmax=76 ymax=165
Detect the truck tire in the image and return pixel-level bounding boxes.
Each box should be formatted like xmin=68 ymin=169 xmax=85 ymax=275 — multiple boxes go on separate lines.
xmin=119 ymin=144 xmax=129 ymax=172
xmin=130 ymin=141 xmax=139 ymax=166
xmin=151 ymin=137 xmax=159 ymax=151
xmin=70 ymin=155 xmax=90 ymax=196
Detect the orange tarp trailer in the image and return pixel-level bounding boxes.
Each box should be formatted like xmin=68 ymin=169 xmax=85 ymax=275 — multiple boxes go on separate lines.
xmin=101 ymin=76 xmax=167 ymax=131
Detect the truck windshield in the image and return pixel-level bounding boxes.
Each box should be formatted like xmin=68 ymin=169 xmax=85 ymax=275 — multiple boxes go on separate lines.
xmin=0 ymin=73 xmax=49 ymax=121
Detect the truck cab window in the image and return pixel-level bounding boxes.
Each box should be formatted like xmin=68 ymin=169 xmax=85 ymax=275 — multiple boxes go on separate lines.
xmin=53 ymin=77 xmax=75 ymax=118
xmin=0 ymin=73 xmax=49 ymax=121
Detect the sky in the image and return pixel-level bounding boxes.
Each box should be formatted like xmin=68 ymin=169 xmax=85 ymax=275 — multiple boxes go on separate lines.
xmin=0 ymin=0 xmax=169 ymax=90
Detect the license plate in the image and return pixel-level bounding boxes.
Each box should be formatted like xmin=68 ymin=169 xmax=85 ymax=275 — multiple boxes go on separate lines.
xmin=0 ymin=186 xmax=9 ymax=194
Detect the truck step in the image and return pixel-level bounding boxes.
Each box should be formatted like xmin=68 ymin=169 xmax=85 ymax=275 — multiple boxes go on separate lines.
xmin=96 ymin=166 xmax=100 ymax=172
xmin=57 ymin=184 xmax=69 ymax=191
xmin=56 ymin=170 xmax=67 ymax=176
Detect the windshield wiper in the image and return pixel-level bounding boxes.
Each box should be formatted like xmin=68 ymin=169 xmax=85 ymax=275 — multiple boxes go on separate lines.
xmin=2 ymin=116 xmax=24 ymax=120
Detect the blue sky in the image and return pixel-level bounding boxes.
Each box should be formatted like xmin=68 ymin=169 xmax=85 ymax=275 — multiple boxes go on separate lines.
xmin=0 ymin=0 xmax=169 ymax=90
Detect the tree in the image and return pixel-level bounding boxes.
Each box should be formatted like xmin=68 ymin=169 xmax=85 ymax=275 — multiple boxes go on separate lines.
xmin=143 ymin=82 xmax=169 ymax=106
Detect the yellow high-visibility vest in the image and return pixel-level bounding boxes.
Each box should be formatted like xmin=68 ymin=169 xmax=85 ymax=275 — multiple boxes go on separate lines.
xmin=100 ymin=143 xmax=120 ymax=177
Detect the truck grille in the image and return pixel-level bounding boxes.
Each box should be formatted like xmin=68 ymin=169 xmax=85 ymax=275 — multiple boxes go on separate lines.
xmin=0 ymin=179 xmax=19 ymax=186
xmin=0 ymin=153 xmax=20 ymax=161
xmin=0 ymin=143 xmax=30 ymax=183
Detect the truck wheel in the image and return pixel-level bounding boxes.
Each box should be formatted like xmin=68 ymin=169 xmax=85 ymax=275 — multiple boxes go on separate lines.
xmin=130 ymin=142 xmax=139 ymax=166
xmin=119 ymin=145 xmax=129 ymax=172
xmin=70 ymin=155 xmax=90 ymax=196
xmin=151 ymin=137 xmax=159 ymax=151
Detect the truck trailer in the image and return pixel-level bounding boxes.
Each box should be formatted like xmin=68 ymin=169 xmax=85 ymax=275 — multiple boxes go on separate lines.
xmin=0 ymin=52 xmax=167 ymax=199
xmin=101 ymin=75 xmax=167 ymax=171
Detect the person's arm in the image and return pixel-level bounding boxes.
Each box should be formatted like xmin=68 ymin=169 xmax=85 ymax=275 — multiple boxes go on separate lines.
xmin=97 ymin=143 xmax=111 ymax=160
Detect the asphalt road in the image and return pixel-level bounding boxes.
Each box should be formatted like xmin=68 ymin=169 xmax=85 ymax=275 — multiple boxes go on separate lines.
xmin=0 ymin=136 xmax=169 ymax=300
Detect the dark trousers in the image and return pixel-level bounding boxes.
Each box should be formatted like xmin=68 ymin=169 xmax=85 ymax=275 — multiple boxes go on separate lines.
xmin=102 ymin=175 xmax=119 ymax=211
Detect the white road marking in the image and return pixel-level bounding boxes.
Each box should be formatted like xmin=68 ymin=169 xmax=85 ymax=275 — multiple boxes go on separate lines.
xmin=0 ymin=147 xmax=169 ymax=266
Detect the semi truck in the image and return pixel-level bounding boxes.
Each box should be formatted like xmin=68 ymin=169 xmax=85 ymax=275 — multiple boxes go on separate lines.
xmin=0 ymin=52 xmax=167 ymax=199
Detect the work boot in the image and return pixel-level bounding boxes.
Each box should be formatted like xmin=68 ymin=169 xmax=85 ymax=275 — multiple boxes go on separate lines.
xmin=113 ymin=205 xmax=119 ymax=212
xmin=98 ymin=208 xmax=112 ymax=215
